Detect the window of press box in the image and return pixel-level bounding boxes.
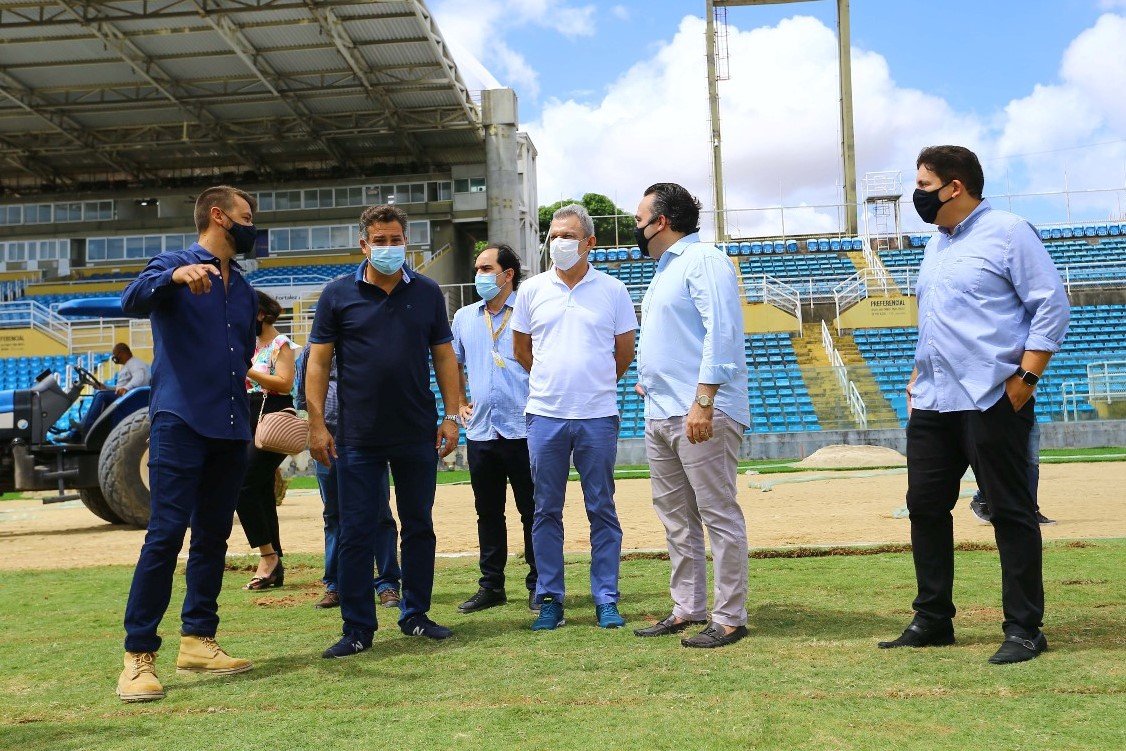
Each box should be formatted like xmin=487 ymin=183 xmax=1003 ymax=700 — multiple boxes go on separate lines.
xmin=408 ymin=220 xmax=431 ymax=247
xmin=469 ymin=177 xmax=486 ymax=193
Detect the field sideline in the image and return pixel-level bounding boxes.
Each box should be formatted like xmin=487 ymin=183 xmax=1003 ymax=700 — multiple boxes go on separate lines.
xmin=0 ymin=541 xmax=1123 ymax=751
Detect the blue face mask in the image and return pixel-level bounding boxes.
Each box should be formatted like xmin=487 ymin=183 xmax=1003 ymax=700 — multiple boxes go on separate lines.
xmin=475 ymin=273 xmax=503 ymax=301
xmin=367 ymin=244 xmax=406 ymax=275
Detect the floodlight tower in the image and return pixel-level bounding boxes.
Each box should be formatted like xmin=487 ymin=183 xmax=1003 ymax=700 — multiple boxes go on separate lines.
xmin=706 ymin=0 xmax=858 ymax=240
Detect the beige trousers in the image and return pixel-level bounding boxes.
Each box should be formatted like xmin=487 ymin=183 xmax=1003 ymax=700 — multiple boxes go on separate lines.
xmin=645 ymin=412 xmax=748 ymax=627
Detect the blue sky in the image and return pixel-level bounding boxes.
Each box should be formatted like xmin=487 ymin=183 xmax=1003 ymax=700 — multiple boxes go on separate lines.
xmin=498 ymin=0 xmax=1103 ymax=120
xmin=433 ymin=0 xmax=1126 ymax=235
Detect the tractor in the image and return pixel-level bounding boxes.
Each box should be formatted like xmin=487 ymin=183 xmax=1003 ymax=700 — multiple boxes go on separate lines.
xmin=0 ymin=298 xmax=151 ymax=528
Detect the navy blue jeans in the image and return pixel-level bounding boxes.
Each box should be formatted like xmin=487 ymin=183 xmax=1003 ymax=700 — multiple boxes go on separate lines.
xmin=123 ymin=413 xmax=248 ymax=653
xmin=315 ymin=459 xmax=400 ymax=593
xmin=335 ymin=442 xmax=438 ymax=643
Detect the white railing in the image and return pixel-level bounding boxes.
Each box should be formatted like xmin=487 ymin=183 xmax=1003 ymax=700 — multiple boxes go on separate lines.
xmin=740 ymin=274 xmax=803 ymax=329
xmin=820 ymin=319 xmax=868 ymax=429
xmin=415 ymin=243 xmax=452 ymax=274
xmin=1061 ymin=361 xmax=1126 ymax=422
xmin=1058 ymin=260 xmax=1126 ymax=293
xmin=128 ymin=319 xmax=153 ymax=351
xmin=848 ymin=380 xmax=869 ymax=430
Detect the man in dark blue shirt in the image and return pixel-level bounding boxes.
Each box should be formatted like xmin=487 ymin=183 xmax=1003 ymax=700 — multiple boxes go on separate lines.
xmin=295 ymin=344 xmax=401 ymax=610
xmin=115 ymin=185 xmax=259 ymax=702
xmin=306 ymin=204 xmax=461 ymax=657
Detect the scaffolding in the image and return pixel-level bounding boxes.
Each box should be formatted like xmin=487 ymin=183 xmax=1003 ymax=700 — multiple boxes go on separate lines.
xmin=863 ymin=171 xmax=903 ymax=252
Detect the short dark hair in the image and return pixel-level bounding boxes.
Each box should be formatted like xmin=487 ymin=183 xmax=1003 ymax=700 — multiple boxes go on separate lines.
xmin=483 ymin=242 xmax=523 ymax=290
xmin=360 ymin=204 xmax=409 ymax=238
xmin=195 ymin=185 xmax=256 ymax=234
xmin=256 ymin=289 xmax=282 ymax=324
xmin=916 ymin=146 xmax=985 ymax=199
xmin=644 ymin=182 xmax=702 ymax=235
xmin=112 ymin=342 xmax=131 ymax=357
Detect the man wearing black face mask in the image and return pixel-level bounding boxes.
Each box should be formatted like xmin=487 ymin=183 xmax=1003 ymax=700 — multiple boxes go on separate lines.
xmin=115 ymin=185 xmax=259 ymax=701
xmin=879 ymin=146 xmax=1070 ymax=665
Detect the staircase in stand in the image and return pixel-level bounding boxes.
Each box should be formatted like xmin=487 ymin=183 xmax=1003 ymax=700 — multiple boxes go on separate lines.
xmin=828 ymin=329 xmax=901 ymax=428
xmin=790 ymin=323 xmax=856 ymax=430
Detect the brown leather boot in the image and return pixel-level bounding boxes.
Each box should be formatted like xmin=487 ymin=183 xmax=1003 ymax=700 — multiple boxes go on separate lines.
xmin=175 ymin=636 xmax=253 ymax=676
xmin=117 ymin=651 xmax=165 ymax=702
xmin=314 ymin=590 xmax=340 ymax=609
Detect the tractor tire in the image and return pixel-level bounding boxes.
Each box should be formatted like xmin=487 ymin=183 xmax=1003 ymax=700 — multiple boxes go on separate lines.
xmin=78 ymin=487 xmax=126 ymax=525
xmin=98 ymin=409 xmax=151 ymax=529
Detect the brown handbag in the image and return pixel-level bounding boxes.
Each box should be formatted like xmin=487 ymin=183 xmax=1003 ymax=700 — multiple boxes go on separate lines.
xmin=251 ymin=339 xmax=308 ymax=455
xmin=254 ymin=400 xmax=309 ymax=455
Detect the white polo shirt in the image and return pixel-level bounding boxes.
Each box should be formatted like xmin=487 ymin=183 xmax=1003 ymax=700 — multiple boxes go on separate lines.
xmin=512 ymin=264 xmax=638 ymax=420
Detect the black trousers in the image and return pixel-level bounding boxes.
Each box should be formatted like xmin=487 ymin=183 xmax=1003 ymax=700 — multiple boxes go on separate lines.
xmin=236 ymin=393 xmax=291 ymax=556
xmin=467 ymin=437 xmax=538 ymax=592
xmin=906 ymin=396 xmax=1043 ymax=636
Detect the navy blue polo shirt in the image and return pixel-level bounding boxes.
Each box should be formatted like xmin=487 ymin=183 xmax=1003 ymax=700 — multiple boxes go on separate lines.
xmin=309 ymin=262 xmax=453 ymax=448
xmin=121 ymin=244 xmax=257 ymax=441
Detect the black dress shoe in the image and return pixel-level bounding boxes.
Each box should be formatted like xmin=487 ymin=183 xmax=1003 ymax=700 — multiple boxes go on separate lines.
xmin=989 ymin=631 xmax=1048 ymax=664
xmin=458 ymin=587 xmax=507 ymax=613
xmin=878 ymin=618 xmax=955 ymax=649
xmin=634 ymin=614 xmax=707 ymax=637
xmin=681 ymin=622 xmax=749 ymax=648
xmin=528 ymin=592 xmax=540 ymax=613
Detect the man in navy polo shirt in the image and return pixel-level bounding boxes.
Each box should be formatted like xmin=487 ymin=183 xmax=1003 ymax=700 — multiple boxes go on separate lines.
xmin=306 ymin=204 xmax=461 ymax=657
xmin=115 ymin=185 xmax=259 ymax=702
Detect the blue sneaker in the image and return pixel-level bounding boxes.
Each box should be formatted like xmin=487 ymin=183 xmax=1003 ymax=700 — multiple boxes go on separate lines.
xmin=321 ymin=636 xmax=368 ymax=659
xmin=596 ymin=602 xmax=625 ymax=629
xmin=532 ymin=596 xmax=565 ymax=630
xmin=400 ymin=615 xmax=453 ymax=640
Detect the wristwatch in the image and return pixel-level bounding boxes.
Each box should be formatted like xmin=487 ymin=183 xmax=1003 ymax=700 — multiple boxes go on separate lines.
xmin=443 ymin=414 xmax=460 ymax=423
xmin=1015 ymin=367 xmax=1040 ymax=387
xmin=694 ymin=394 xmax=714 ymax=408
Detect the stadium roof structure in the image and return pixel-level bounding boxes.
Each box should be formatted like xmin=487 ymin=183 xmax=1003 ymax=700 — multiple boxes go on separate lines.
xmin=0 ymin=0 xmax=485 ymax=190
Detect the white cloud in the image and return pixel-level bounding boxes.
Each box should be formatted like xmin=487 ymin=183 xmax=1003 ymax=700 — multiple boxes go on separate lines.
xmin=525 ymin=11 xmax=1126 ymax=236
xmin=1097 ymin=0 xmax=1126 ymax=9
xmin=525 ymin=14 xmax=985 ymax=238
xmin=611 ymin=5 xmax=631 ymax=22
xmin=433 ymin=0 xmax=597 ymax=98
xmin=993 ymin=11 xmax=1126 ymax=210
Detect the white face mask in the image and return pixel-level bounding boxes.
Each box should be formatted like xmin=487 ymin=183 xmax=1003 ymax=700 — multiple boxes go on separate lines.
xmin=550 ymin=237 xmax=584 ymax=271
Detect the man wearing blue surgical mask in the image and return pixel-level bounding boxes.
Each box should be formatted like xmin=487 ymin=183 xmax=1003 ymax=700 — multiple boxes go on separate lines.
xmin=306 ymin=204 xmax=462 ymax=657
xmin=450 ymin=243 xmax=538 ymax=615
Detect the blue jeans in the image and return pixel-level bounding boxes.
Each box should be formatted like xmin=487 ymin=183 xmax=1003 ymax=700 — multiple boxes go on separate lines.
xmin=124 ymin=413 xmax=248 ymax=653
xmin=335 ymin=442 xmax=438 ymax=642
xmin=527 ymin=414 xmax=622 ymax=606
xmin=315 ymin=459 xmax=400 ymax=593
xmin=973 ymin=420 xmax=1041 ymax=510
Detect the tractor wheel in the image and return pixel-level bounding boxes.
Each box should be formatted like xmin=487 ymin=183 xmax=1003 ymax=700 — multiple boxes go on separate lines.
xmin=99 ymin=410 xmax=151 ymax=529
xmin=78 ymin=487 xmax=126 ymax=525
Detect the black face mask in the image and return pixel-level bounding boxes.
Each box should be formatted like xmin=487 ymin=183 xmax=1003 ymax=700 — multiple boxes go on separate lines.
xmin=222 ymin=211 xmax=258 ymax=257
xmin=634 ymin=216 xmax=659 ymax=257
xmin=912 ymin=181 xmax=953 ymax=225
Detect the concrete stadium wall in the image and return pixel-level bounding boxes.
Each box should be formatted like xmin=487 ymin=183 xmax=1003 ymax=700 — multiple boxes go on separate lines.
xmin=613 ymin=419 xmax=1126 ymax=463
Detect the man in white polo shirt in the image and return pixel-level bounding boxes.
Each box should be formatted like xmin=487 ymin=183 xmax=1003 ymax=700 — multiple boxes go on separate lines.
xmin=512 ymin=203 xmax=638 ymax=631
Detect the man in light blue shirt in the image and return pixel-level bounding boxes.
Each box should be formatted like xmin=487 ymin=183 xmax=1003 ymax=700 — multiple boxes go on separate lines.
xmin=632 ymin=182 xmax=751 ymax=649
xmin=880 ymin=146 xmax=1070 ymax=665
xmin=451 ymin=243 xmax=538 ymax=615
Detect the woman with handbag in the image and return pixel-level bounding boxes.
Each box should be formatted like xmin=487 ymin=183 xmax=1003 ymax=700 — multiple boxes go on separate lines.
xmin=237 ymin=290 xmax=300 ymax=590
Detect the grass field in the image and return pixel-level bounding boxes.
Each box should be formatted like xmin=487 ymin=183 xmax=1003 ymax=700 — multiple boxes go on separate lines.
xmin=1 ymin=541 xmax=1122 ymax=751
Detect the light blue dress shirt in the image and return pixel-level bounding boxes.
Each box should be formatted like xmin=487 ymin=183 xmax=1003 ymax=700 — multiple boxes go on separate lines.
xmin=451 ymin=292 xmax=530 ymax=441
xmin=913 ymin=200 xmax=1070 ymax=413
xmin=637 ymin=233 xmax=751 ymax=427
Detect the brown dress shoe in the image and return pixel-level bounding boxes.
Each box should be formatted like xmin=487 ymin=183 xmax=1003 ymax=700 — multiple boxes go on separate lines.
xmin=315 ymin=590 xmax=340 ymax=609
xmin=379 ymin=588 xmax=401 ymax=608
